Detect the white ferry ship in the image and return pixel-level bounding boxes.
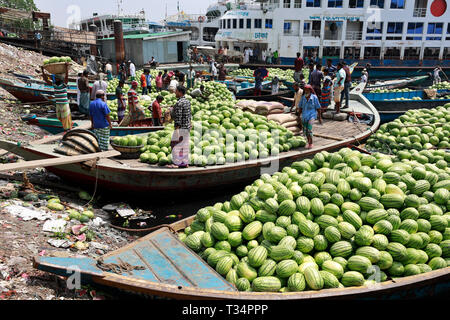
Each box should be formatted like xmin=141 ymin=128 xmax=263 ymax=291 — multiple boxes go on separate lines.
xmin=79 ymin=11 xmax=150 ymax=39
xmin=164 ymin=1 xmax=230 ymax=47
xmin=215 ymin=0 xmax=450 ymax=67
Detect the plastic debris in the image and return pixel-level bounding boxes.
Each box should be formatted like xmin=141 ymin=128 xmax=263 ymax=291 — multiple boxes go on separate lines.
xmin=47 ymin=239 xmax=73 ymax=249
xmin=3 ymin=205 xmax=52 ymax=221
xmin=42 ymin=219 xmax=67 ymax=233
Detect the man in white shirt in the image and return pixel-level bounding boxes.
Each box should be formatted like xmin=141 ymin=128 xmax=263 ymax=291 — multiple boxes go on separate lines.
xmin=91 ymin=73 xmax=108 ymax=102
xmin=244 ymin=48 xmax=250 ymax=64
xmin=262 ymin=49 xmax=267 ymax=64
xmin=333 ymin=63 xmax=346 ymax=114
xmin=433 ymin=67 xmax=442 ymax=85
xmin=168 ymin=77 xmax=179 ymax=93
xmin=128 ymin=60 xmax=136 ymax=80
xmin=105 ymin=62 xmax=113 ymax=81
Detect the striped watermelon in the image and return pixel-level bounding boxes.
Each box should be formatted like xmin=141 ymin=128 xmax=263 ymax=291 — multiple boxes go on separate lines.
xmin=341 ymin=271 xmax=365 ymax=287
xmin=231 ymin=194 xmax=245 ymax=210
xmin=322 ymin=260 xmax=344 ymax=279
xmin=279 ymin=200 xmax=297 ymax=216
xmin=269 ymin=245 xmax=294 ymax=261
xmin=296 ymin=196 xmax=311 ymax=214
xmin=412 ymin=180 xmax=431 ymax=195
xmin=303 ymin=266 xmax=324 ymax=290
xmin=373 ymin=220 xmax=393 ymax=235
xmin=258 ymin=259 xmax=277 ymax=277
xmin=216 ymin=256 xmax=234 ymax=275
xmin=263 ymin=198 xmax=279 ymax=215
xmin=380 ymin=194 xmax=404 ymax=209
xmin=255 ymin=210 xmax=277 ymax=223
xmin=248 ymin=246 xmax=268 ymax=268
xmin=320 ymin=270 xmax=341 ymax=289
xmin=356 ymin=246 xmax=381 ymax=263
xmin=236 ymin=278 xmax=251 ymax=292
xmin=366 ymin=209 xmax=389 ymax=225
xmin=242 ymin=221 xmax=263 ymax=240
xmin=359 ymin=197 xmax=384 ymax=212
xmin=347 ymin=255 xmax=372 ymax=274
xmin=239 ymin=204 xmax=256 ymax=223
xmin=298 ymin=219 xmax=320 ymax=238
xmin=252 ymin=276 xmax=282 ymax=292
xmin=211 ymin=222 xmax=229 ymax=241
xmin=377 ymin=251 xmax=394 ymax=270
xmin=387 ymin=242 xmax=408 ymax=261
xmin=276 ymin=260 xmax=299 ymax=278
xmin=355 ymin=226 xmax=374 ymax=246
xmin=266 ymin=226 xmax=287 ymax=243
xmin=324 ymin=226 xmax=342 ymax=243
xmin=236 ymin=262 xmax=258 ymax=281
xmin=296 ymin=237 xmax=315 ymax=253
xmin=330 ymin=241 xmax=353 ymax=258
xmin=287 ymin=273 xmax=306 ymax=292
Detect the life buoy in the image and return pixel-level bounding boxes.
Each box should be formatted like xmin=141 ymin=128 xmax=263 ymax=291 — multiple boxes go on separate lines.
xmin=198 ymin=16 xmax=206 ymax=23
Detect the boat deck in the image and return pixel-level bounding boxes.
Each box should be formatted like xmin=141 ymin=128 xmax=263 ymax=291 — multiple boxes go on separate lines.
xmin=29 ymin=118 xmax=370 ymax=172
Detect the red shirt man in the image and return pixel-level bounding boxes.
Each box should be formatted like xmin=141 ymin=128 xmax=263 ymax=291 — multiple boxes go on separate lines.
xmin=294 ymin=53 xmax=304 ymax=72
xmin=151 ymin=95 xmax=164 ymax=126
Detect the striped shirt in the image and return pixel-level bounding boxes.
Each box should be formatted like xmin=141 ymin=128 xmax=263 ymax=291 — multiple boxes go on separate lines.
xmin=321 ymin=85 xmax=331 ymax=107
xmin=54 ymin=84 xmax=68 ymax=105
xmin=128 ymin=89 xmax=139 ymax=105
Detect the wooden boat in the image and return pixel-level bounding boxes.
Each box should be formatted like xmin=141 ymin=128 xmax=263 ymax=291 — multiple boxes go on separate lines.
xmin=0 ymin=77 xmax=116 ymax=103
xmin=372 ymin=98 xmax=450 ymax=124
xmin=33 ymin=217 xmax=450 ymax=299
xmin=22 ymin=116 xmax=164 ymax=136
xmin=363 ymin=75 xmax=429 ymax=93
xmin=352 ymin=66 xmax=450 ymax=80
xmin=0 ymin=84 xmax=379 ymax=193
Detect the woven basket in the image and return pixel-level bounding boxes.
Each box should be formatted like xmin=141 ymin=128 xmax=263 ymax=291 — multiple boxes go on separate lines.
xmin=110 ymin=140 xmax=144 ymax=159
xmin=43 ymin=63 xmax=69 ymax=75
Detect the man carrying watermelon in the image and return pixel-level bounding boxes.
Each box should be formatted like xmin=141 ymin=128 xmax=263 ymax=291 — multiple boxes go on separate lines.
xmin=41 ymin=64 xmax=72 ymax=131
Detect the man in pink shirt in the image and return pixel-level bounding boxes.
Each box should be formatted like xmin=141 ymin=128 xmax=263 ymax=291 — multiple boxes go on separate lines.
xmin=155 ymin=71 xmax=163 ymax=92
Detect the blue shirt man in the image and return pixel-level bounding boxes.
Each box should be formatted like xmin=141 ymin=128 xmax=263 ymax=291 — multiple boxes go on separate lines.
xmin=89 ymin=90 xmax=112 ymax=151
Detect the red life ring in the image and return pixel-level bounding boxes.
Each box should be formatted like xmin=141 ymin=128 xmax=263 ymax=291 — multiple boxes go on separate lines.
xmin=430 ymin=0 xmax=447 ymax=17
xmin=198 ymin=16 xmax=206 ymax=23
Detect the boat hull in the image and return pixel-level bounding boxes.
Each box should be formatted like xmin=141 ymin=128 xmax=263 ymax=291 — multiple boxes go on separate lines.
xmin=33 ymin=217 xmax=450 ymax=300
xmin=373 ymin=99 xmax=450 ymax=123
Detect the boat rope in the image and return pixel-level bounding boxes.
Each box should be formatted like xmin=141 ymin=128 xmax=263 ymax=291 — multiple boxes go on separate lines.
xmin=82 ymin=159 xmax=100 ymax=209
xmin=96 ymin=257 xmax=146 ymax=275
xmin=108 ymin=223 xmax=178 ymax=235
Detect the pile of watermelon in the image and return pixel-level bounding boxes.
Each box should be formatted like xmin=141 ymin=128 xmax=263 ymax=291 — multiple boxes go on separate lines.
xmin=43 ymin=56 xmax=72 ymax=65
xmin=179 ymin=147 xmax=449 ymax=292
xmin=366 ymin=105 xmax=450 ymax=154
xmin=138 ymin=102 xmax=306 ymax=167
xmin=230 ymin=68 xmax=309 ymax=83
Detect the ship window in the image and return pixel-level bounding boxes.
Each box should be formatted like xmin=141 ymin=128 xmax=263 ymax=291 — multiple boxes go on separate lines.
xmin=328 ymin=0 xmax=343 ymax=7
xmin=387 ymin=22 xmax=403 ymax=34
xmin=390 ymin=0 xmax=405 ymax=9
xmin=427 ymin=23 xmax=443 ymax=34
xmin=349 ymin=0 xmax=364 ymax=8
xmin=227 ymin=19 xmax=231 ymax=29
xmin=370 ymin=0 xmax=384 ymax=8
xmin=284 ymin=22 xmax=292 ymax=34
xmin=255 ymin=19 xmax=262 ymax=29
xmin=239 ymin=19 xmax=244 ymax=29
xmin=366 ymin=22 xmax=383 ymax=40
xmin=265 ymin=19 xmax=273 ymax=29
xmin=384 ymin=47 xmax=401 ymax=59
xmin=424 ymin=47 xmax=440 ymax=59
xmin=294 ymin=0 xmax=302 ymax=8
xmin=304 ymin=22 xmax=311 ymax=33
xmin=404 ymin=47 xmax=420 ymax=59
xmin=233 ymin=19 xmax=237 ymax=29
xmin=247 ymin=19 xmax=252 ymax=29
xmin=283 ymin=0 xmax=291 ymax=8
xmin=447 ymin=23 xmax=450 ymax=40
xmin=306 ymin=0 xmax=321 ymax=7
xmin=364 ymin=47 xmax=381 ymax=59
xmin=406 ymin=22 xmax=423 ymax=39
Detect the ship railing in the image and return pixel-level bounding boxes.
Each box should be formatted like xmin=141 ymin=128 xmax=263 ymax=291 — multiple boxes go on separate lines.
xmin=346 ymin=31 xmax=363 ymax=40
xmin=413 ymin=8 xmax=427 ymax=17
xmin=284 ymin=29 xmax=300 ymax=36
xmin=304 ymin=30 xmax=321 ymax=37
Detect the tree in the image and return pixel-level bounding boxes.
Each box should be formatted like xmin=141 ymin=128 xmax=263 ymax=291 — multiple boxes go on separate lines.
xmin=0 ymin=0 xmax=39 ymax=29
xmin=0 ymin=0 xmax=37 ymax=11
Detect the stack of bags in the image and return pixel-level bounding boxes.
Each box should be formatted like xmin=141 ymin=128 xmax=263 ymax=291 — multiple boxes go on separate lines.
xmin=235 ymin=100 xmax=285 ymax=116
xmin=267 ymin=113 xmax=301 ymax=136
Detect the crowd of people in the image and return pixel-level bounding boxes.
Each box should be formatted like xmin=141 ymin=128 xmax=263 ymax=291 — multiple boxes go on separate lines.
xmin=287 ymin=53 xmax=371 ymax=150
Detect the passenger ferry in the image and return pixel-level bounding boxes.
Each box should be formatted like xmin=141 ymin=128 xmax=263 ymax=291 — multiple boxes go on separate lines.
xmin=164 ymin=1 xmax=230 ymax=47
xmin=79 ymin=11 xmax=150 ymax=39
xmin=215 ymin=0 xmax=450 ymax=66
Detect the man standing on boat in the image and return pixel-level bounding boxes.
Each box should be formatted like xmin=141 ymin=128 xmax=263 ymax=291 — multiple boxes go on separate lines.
xmin=333 ymin=63 xmax=346 ymax=114
xmin=89 ymin=90 xmax=112 ymax=152
xmin=254 ymin=66 xmax=268 ymax=96
xmin=91 ymin=73 xmax=107 ymax=102
xmin=128 ymin=60 xmax=136 ymax=81
xmin=78 ymin=70 xmax=91 ymax=116
xmin=105 ymin=62 xmax=113 ymax=81
xmin=298 ymin=85 xmax=320 ymax=150
xmin=294 ymin=52 xmax=304 ymax=83
xmin=41 ymin=64 xmax=72 ymax=131
xmin=433 ymin=67 xmax=442 ymax=85
xmin=169 ymin=86 xmax=192 ymax=169
xmin=310 ymin=63 xmax=324 ymax=103
xmin=340 ymin=62 xmax=352 ymax=110
xmin=116 ymin=80 xmax=127 ymax=124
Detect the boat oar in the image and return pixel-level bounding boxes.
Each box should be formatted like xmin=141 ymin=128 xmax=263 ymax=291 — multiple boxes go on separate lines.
xmin=440 ymin=67 xmax=449 ymax=82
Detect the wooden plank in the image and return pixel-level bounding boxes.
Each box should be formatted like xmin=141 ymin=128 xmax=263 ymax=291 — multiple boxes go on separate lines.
xmin=314 ymin=133 xmax=345 ymax=141
xmin=0 ymin=149 xmax=120 ymax=172
xmin=151 ymin=232 xmax=236 ymax=291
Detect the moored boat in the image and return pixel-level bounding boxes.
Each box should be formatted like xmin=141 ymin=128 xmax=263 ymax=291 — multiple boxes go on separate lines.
xmin=0 ymin=77 xmax=116 ymax=103
xmin=363 ymin=75 xmax=429 ymax=93
xmin=22 ymin=116 xmax=164 ymax=136
xmin=32 ymin=217 xmax=450 ymax=300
